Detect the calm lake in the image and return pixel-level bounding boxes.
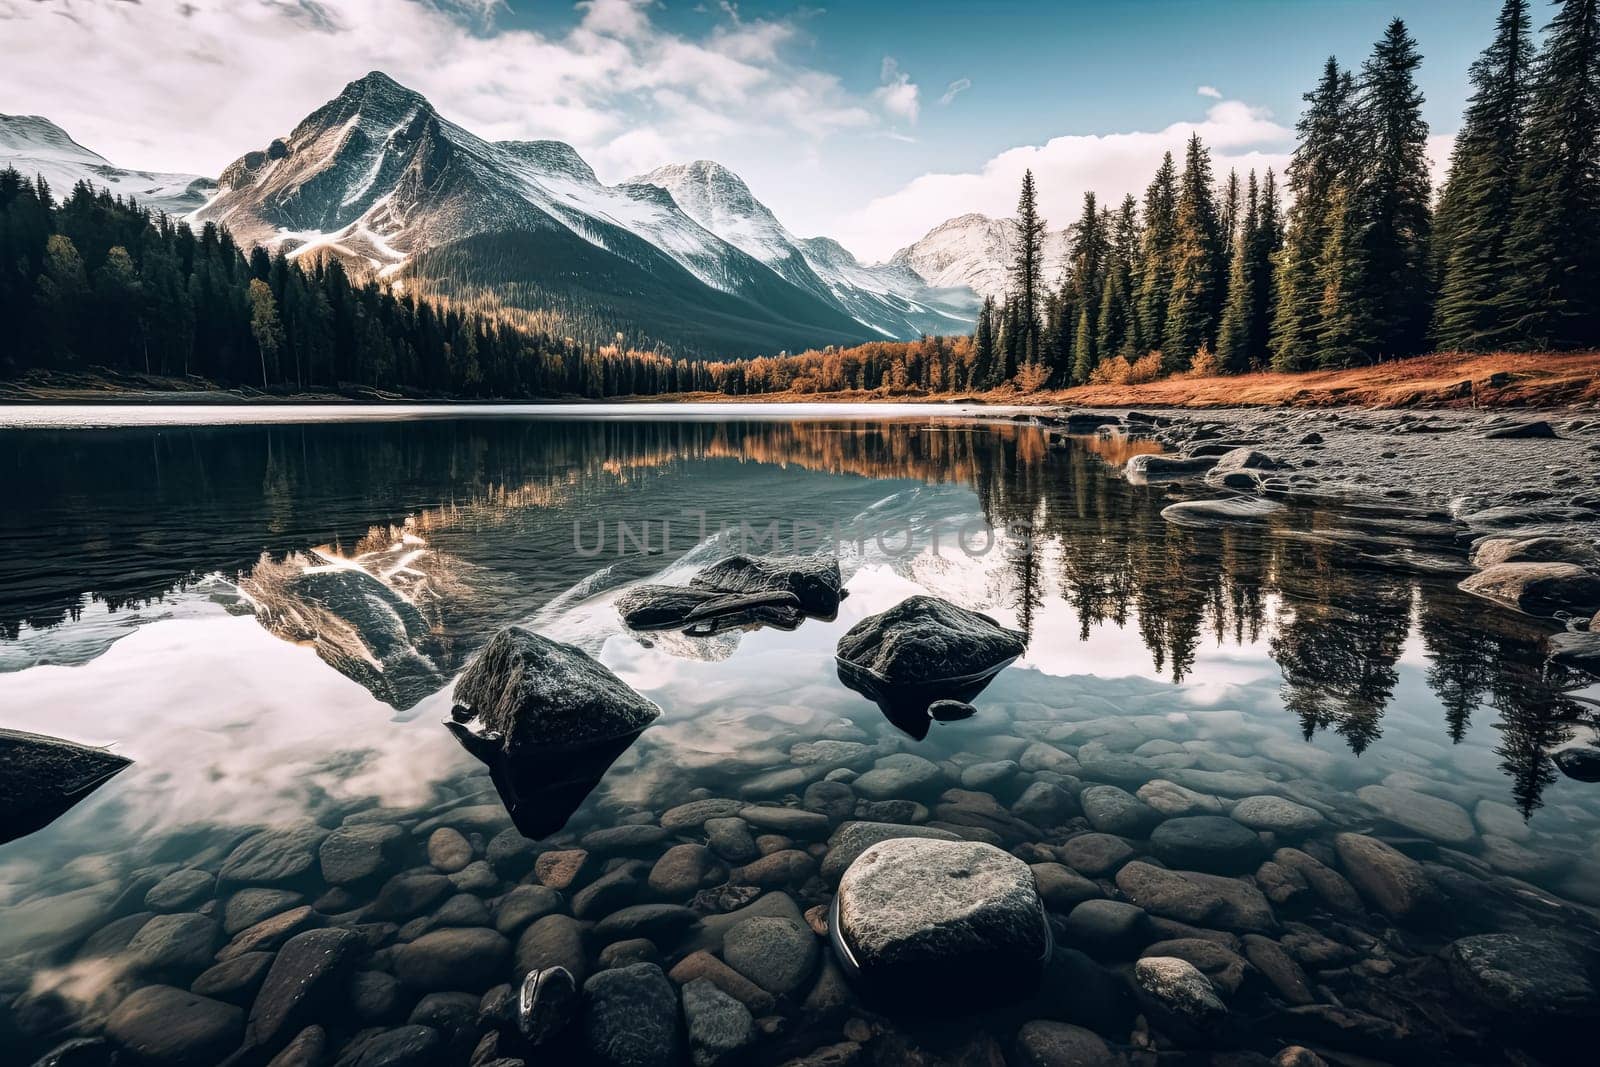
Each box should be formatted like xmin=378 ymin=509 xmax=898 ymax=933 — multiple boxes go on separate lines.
xmin=1 ymin=407 xmax=1596 ymax=1065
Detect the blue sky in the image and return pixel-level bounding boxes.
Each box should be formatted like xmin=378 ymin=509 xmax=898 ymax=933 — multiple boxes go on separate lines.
xmin=3 ymin=0 xmax=1512 ymax=259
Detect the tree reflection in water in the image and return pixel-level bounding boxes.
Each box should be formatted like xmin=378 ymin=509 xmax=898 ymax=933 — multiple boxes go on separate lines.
xmin=2 ymin=415 xmax=1595 ymax=813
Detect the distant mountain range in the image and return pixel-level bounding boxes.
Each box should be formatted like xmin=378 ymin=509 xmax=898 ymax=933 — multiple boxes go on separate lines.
xmin=0 ymin=114 xmax=215 ymax=216
xmin=0 ymin=73 xmax=1044 ymax=356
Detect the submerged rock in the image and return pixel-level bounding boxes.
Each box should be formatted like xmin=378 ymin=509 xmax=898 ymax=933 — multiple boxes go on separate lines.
xmin=836 ymin=595 xmax=1025 ymax=686
xmin=1160 ymin=497 xmax=1286 ymax=529
xmin=0 ymin=727 xmax=131 ymax=846
xmin=1548 ymin=629 xmax=1600 ymax=674
xmin=1552 ymin=746 xmax=1600 ymax=782
xmin=105 ymin=985 xmax=243 ymax=1067
xmin=1446 ymin=934 xmax=1597 ymax=1023
xmin=1133 ymin=956 xmax=1228 ymax=1041
xmin=1471 ymin=536 xmax=1600 ymax=569
xmin=1149 ymin=816 xmax=1267 ymax=874
xmin=831 ymin=837 xmax=1049 ymax=1007
xmin=1459 ymin=562 xmax=1600 ymax=617
xmin=582 ymin=962 xmax=683 ymax=1067
xmin=448 ymin=626 xmax=659 ymax=838
xmin=820 ymin=821 xmax=962 ymax=884
xmin=1125 ymin=454 xmax=1219 ymax=484
xmin=681 ymin=977 xmax=757 ymax=1067
xmin=518 ymin=965 xmax=579 ymax=1045
xmin=1332 ymin=833 xmax=1433 ymax=919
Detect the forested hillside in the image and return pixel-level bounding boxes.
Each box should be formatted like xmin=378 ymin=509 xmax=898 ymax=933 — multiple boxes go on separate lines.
xmin=0 ymin=173 xmax=730 ymax=398
xmin=975 ymin=0 xmax=1599 ymax=389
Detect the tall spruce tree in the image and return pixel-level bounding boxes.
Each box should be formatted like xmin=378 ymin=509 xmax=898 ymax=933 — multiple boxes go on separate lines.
xmin=1067 ymin=194 xmax=1109 ymax=382
xmin=1336 ymin=17 xmax=1432 ymax=364
xmin=1009 ymin=170 xmax=1047 ymax=363
xmin=973 ymin=294 xmax=997 ymax=387
xmin=1271 ymin=59 xmax=1358 ymax=370
xmin=1096 ymin=194 xmax=1142 ymax=361
xmin=1135 ymin=152 xmax=1178 ymax=354
xmin=1501 ymin=0 xmax=1600 ymax=348
xmin=1216 ymin=171 xmax=1261 ymax=373
xmin=1433 ymin=0 xmax=1534 ymax=350
xmin=1249 ymin=170 xmax=1284 ymax=367
xmin=1161 ymin=134 xmax=1223 ymax=371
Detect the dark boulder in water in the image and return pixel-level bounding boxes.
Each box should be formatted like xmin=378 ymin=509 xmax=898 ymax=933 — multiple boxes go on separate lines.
xmin=836 ymin=595 xmax=1025 ymax=687
xmin=1459 ymin=562 xmax=1600 ymax=617
xmin=452 ymin=626 xmax=660 ymax=750
xmin=1552 ymin=746 xmax=1600 ymax=783
xmin=449 ymin=627 xmax=659 ymax=838
xmin=1125 ymin=454 xmax=1219 ymax=484
xmin=617 ymin=554 xmax=842 ymax=636
xmin=834 ymin=595 xmax=1024 ymax=738
xmin=0 ymin=728 xmax=131 ymax=846
xmin=690 ymin=553 xmax=844 ymax=616
xmin=616 ymin=585 xmax=804 ymax=634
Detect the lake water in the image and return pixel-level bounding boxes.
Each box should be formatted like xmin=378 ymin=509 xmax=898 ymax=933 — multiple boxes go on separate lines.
xmin=1 ymin=408 xmax=1596 ymax=1065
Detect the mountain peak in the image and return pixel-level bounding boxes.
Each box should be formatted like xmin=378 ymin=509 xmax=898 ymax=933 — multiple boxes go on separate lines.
xmin=322 ymin=70 xmax=433 ymax=126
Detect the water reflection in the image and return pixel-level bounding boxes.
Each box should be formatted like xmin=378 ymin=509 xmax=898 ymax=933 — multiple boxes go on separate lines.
xmin=1 ymin=415 xmax=1597 ymax=825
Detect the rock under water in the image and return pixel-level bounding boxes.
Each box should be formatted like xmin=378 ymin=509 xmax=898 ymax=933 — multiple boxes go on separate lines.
xmin=831 ymin=837 xmax=1050 ymax=1009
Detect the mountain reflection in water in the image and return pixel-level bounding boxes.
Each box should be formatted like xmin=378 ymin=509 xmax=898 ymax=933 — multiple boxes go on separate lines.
xmin=0 ymin=414 xmax=1596 ymax=835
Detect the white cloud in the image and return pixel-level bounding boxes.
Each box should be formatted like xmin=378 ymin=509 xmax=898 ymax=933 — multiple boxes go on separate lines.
xmin=1197 ymin=85 xmax=1223 ymax=99
xmin=873 ymin=56 xmax=920 ymax=125
xmin=939 ymin=78 xmax=972 ymax=106
xmin=0 ymin=0 xmax=875 ymax=185
xmin=841 ymin=98 xmax=1296 ymax=262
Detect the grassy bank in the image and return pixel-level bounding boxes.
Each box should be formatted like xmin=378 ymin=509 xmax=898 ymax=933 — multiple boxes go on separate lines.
xmin=3 ymin=351 xmax=1597 ymax=410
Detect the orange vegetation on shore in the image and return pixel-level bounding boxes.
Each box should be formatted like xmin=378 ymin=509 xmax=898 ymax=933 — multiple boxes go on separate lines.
xmin=663 ymin=351 xmax=1600 ymax=410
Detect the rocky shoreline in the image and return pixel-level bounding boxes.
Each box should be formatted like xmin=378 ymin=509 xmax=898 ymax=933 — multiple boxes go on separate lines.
xmin=11 ymin=715 xmax=1600 ymax=1066
xmin=1052 ymin=405 xmax=1600 ymax=671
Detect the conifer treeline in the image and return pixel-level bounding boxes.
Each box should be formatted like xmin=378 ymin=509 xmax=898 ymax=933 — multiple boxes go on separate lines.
xmin=2 ymin=1 xmax=1594 ymax=399
xmin=0 ymin=173 xmax=735 ymax=398
xmin=975 ymin=0 xmax=1599 ymax=389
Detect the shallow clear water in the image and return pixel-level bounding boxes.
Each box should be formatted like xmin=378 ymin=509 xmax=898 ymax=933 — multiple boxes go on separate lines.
xmin=1 ymin=410 xmax=1596 ymax=1064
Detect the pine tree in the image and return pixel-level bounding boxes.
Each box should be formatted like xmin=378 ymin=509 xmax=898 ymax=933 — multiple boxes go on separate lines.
xmin=1000 ymin=295 xmax=1022 ymax=382
xmin=1501 ymin=0 xmax=1600 ymax=348
xmin=1216 ymin=172 xmax=1261 ymax=372
xmin=1096 ymin=194 xmax=1142 ymax=360
xmin=1161 ymin=134 xmax=1223 ymax=371
xmin=972 ymin=294 xmax=997 ymax=387
xmin=1271 ymin=59 xmax=1359 ymax=370
xmin=1433 ymin=0 xmax=1534 ymax=350
xmin=1066 ymin=193 xmax=1108 ymax=381
xmin=1135 ymin=152 xmax=1178 ymax=353
xmin=1315 ymin=182 xmax=1373 ymax=366
xmin=1249 ymin=170 xmax=1283 ymax=367
xmin=1338 ymin=17 xmax=1432 ymax=363
xmin=1009 ymin=170 xmax=1047 ymax=362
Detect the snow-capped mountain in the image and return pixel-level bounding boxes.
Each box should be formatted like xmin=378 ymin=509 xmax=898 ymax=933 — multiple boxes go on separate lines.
xmin=193 ymin=72 xmax=876 ymax=356
xmin=0 ymin=114 xmax=215 ymax=215
xmin=631 ymin=160 xmax=975 ymax=338
xmin=891 ymin=213 xmax=1069 ymax=303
